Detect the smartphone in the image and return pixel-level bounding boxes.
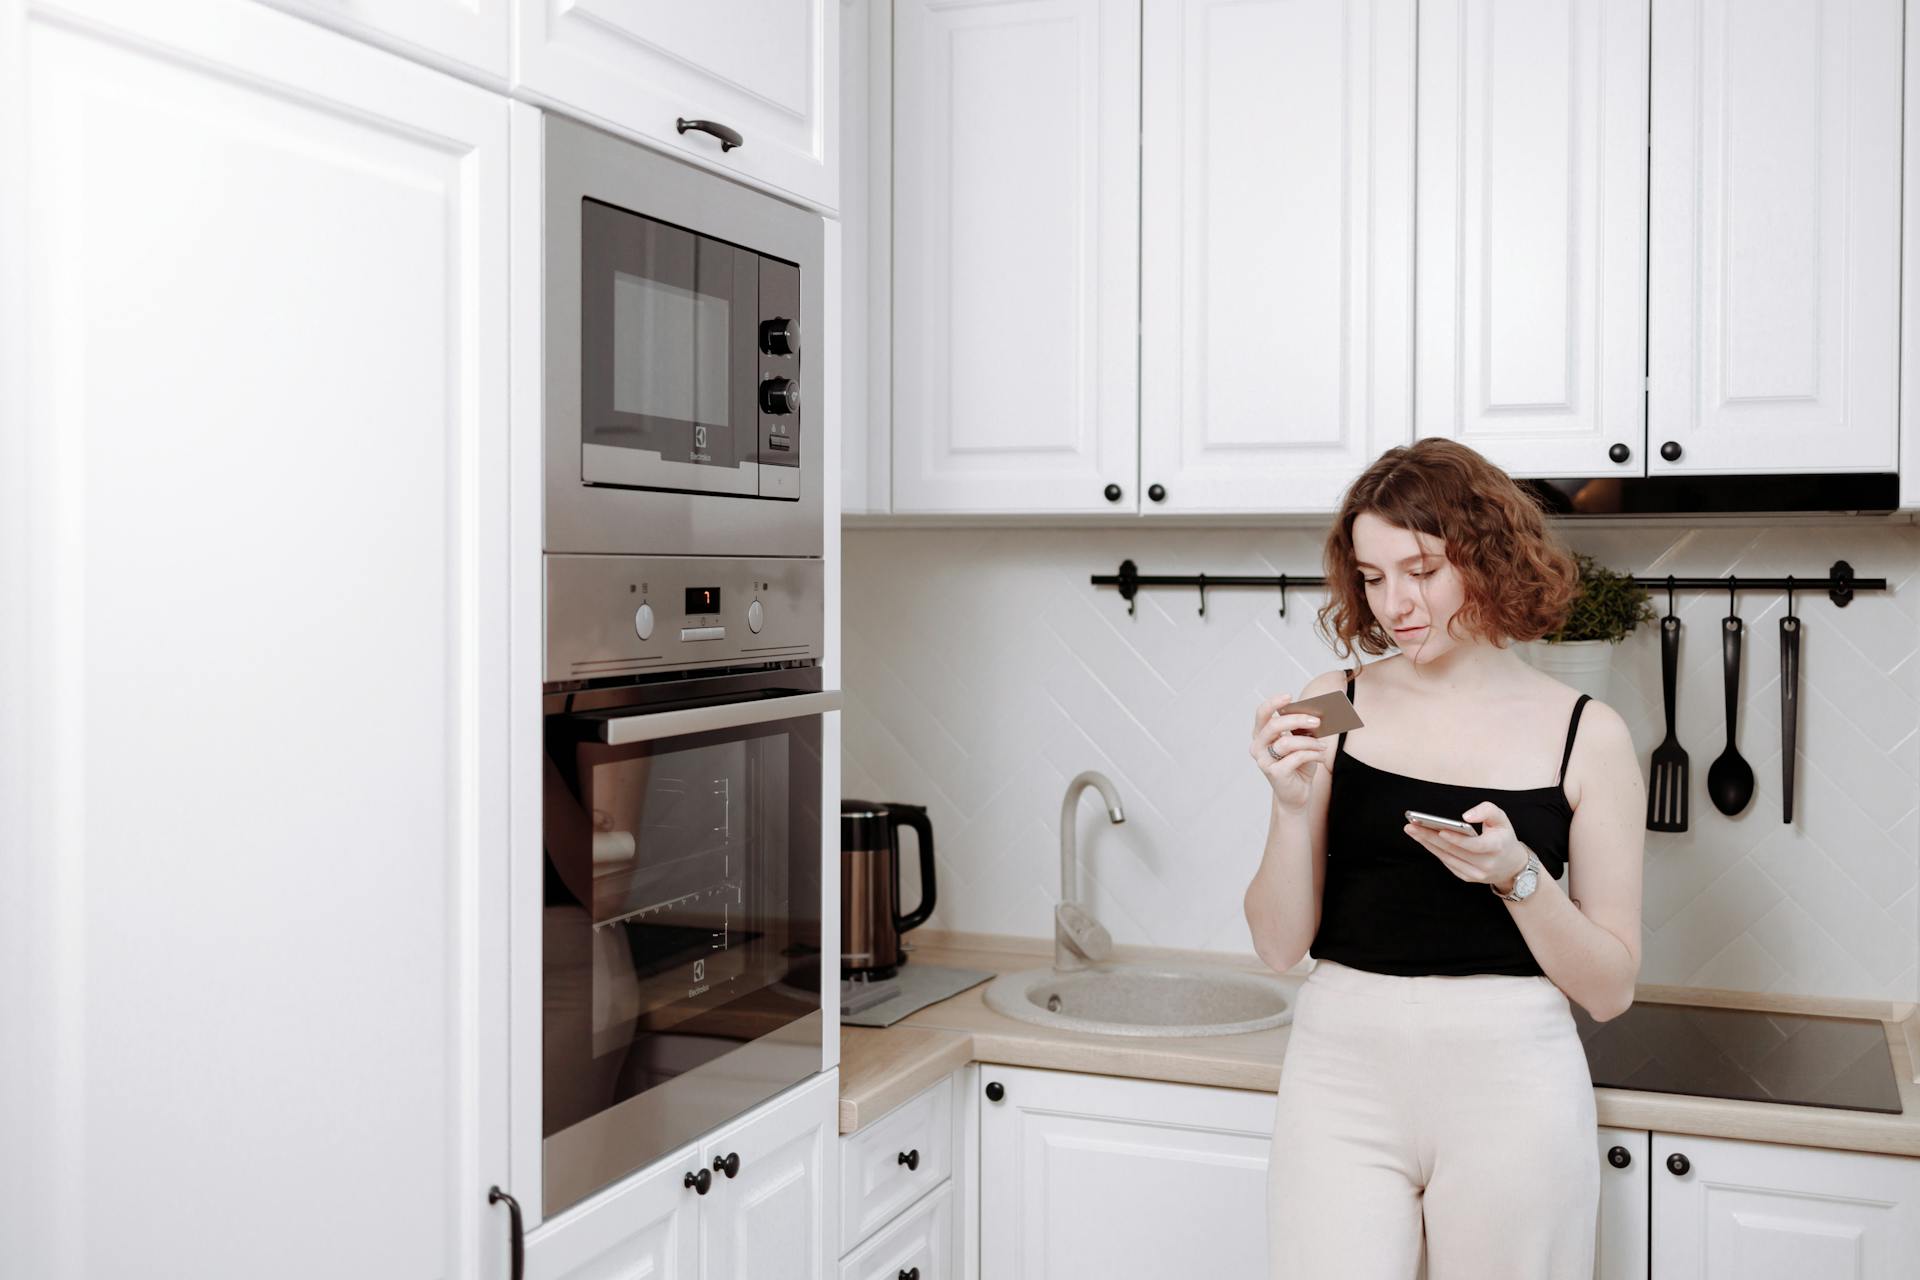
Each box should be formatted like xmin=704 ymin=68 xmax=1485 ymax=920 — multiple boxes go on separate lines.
xmin=1405 ymin=809 xmax=1482 ymax=836
xmin=1278 ymin=688 xmax=1364 ymax=739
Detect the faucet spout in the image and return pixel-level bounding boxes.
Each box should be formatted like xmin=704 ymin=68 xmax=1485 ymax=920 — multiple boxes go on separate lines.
xmin=1057 ymin=771 xmax=1125 ymax=972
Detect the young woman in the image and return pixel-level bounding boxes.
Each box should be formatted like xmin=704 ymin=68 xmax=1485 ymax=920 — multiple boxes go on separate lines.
xmin=1245 ymin=439 xmax=1645 ymax=1279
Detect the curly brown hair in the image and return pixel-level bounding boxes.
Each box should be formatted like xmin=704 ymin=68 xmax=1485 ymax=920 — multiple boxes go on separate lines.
xmin=1316 ymin=439 xmax=1579 ymax=658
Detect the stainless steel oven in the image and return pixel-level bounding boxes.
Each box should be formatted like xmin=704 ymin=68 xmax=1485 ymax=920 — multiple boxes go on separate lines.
xmin=541 ymin=554 xmax=834 ymax=1215
xmin=540 ymin=112 xmax=822 ymax=559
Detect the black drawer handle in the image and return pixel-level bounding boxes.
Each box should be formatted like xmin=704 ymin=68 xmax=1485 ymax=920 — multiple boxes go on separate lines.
xmin=488 ymin=1187 xmax=524 ymax=1280
xmin=897 ymin=1148 xmax=920 ymax=1172
xmin=1607 ymin=1145 xmax=1632 ymax=1169
xmin=685 ymin=1167 xmax=712 ymax=1195
xmin=713 ymin=1151 xmax=741 ymax=1179
xmin=676 ymin=117 xmax=743 ymax=152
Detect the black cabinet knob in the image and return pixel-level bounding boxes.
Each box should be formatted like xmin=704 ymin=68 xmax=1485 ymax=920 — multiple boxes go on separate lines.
xmin=1660 ymin=440 xmax=1682 ymax=462
xmin=898 ymin=1269 xmax=920 ymax=1280
xmin=1103 ymin=483 xmax=1123 ymax=503
xmin=1607 ymin=1146 xmax=1632 ymax=1169
xmin=713 ymin=1151 xmax=741 ymax=1179
xmin=1147 ymin=483 xmax=1167 ymax=503
xmin=1667 ymin=1152 xmax=1691 ymax=1177
xmin=1608 ymin=442 xmax=1631 ymax=464
xmin=684 ymin=1168 xmax=712 ymax=1195
xmin=985 ymin=1081 xmax=1006 ymax=1102
xmin=897 ymin=1149 xmax=920 ymax=1171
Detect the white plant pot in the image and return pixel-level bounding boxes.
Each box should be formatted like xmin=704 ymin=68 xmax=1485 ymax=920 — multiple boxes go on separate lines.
xmin=1520 ymin=638 xmax=1616 ymax=703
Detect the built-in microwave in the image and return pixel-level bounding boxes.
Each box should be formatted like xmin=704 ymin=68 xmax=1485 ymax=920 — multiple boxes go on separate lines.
xmin=540 ymin=554 xmax=835 ymax=1216
xmin=539 ymin=112 xmax=822 ymax=559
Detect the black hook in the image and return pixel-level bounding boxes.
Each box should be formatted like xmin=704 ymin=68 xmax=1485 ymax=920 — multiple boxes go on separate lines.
xmin=1197 ymin=573 xmax=1207 ymax=618
xmin=1118 ymin=559 xmax=1139 ymax=618
xmin=1727 ymin=575 xmax=1737 ymax=618
xmin=1666 ymin=574 xmax=1676 ymax=617
xmin=1785 ymin=575 xmax=1796 ymax=620
xmin=1278 ymin=574 xmax=1288 ymax=619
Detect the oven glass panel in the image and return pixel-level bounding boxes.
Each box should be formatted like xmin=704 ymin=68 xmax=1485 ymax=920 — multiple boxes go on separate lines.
xmin=542 ymin=706 xmax=822 ymax=1140
xmin=580 ymin=198 xmax=760 ymax=495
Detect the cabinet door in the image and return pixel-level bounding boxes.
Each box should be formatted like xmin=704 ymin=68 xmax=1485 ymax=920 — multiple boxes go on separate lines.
xmin=1648 ymin=0 xmax=1901 ymax=475
xmin=701 ymin=1071 xmax=838 ymax=1280
xmin=4 ymin=2 xmax=510 ymax=1276
xmin=1416 ymin=0 xmax=1649 ymax=479
xmin=838 ymin=1185 xmax=951 ymax=1280
xmin=1139 ymin=0 xmax=1415 ymax=514
xmin=513 ymin=0 xmax=839 ymax=211
xmin=1651 ymin=1132 xmax=1920 ymax=1280
xmin=525 ymin=1149 xmax=701 ymax=1280
xmin=891 ymin=0 xmax=1140 ymax=514
xmin=979 ymin=1066 xmax=1275 ymax=1280
xmin=259 ymin=0 xmax=510 ymax=83
xmin=1596 ymin=1128 xmax=1650 ymax=1280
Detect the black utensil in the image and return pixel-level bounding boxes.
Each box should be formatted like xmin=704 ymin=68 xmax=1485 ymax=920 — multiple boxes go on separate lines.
xmin=1706 ymin=594 xmax=1755 ymax=817
xmin=1780 ymin=587 xmax=1801 ymax=823
xmin=1647 ymin=606 xmax=1689 ymax=832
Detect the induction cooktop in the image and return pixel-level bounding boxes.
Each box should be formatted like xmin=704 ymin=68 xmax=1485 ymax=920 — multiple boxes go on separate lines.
xmin=1572 ymin=1000 xmax=1903 ymax=1115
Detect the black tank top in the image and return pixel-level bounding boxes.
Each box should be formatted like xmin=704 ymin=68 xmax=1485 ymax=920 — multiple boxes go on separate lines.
xmin=1309 ymin=667 xmax=1590 ymax=977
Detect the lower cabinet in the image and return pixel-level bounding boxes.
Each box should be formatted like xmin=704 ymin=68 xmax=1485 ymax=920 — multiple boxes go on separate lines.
xmin=837 ymin=1069 xmax=971 ymax=1278
xmin=1598 ymin=1127 xmax=1653 ymax=1280
xmin=977 ymin=1065 xmax=1276 ymax=1279
xmin=527 ymin=1070 xmax=837 ymax=1280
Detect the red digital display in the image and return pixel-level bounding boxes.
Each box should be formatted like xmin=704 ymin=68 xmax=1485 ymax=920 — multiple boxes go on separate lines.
xmin=685 ymin=587 xmax=721 ymax=615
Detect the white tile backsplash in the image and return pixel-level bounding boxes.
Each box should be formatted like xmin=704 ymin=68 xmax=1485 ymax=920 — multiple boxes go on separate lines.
xmin=843 ymin=523 xmax=1920 ymax=1001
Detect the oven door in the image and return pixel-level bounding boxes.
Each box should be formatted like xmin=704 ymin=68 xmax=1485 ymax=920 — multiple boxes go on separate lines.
xmin=541 ymin=675 xmax=835 ymax=1216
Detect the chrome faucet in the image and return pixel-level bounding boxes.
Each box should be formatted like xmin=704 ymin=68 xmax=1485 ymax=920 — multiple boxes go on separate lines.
xmin=1056 ymin=770 xmax=1125 ymax=972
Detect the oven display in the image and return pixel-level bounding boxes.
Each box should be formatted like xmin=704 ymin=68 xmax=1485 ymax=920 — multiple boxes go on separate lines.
xmin=686 ymin=586 xmax=720 ymax=616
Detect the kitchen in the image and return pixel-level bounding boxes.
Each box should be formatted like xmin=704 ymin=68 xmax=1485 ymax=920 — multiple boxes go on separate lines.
xmin=3 ymin=1 xmax=1919 ymax=1278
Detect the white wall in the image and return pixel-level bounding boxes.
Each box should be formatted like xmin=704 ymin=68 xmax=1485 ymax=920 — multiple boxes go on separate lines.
xmin=842 ymin=522 xmax=1920 ymax=1002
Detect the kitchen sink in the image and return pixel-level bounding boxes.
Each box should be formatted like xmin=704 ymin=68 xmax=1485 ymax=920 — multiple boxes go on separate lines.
xmin=982 ymin=964 xmax=1294 ymax=1038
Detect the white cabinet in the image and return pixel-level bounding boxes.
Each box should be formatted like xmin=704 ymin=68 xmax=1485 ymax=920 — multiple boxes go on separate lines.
xmin=837 ymin=1070 xmax=971 ymax=1280
xmin=890 ymin=0 xmax=1141 ymax=514
xmin=978 ymin=1065 xmax=1274 ymax=1279
xmin=1415 ymin=0 xmax=1649 ymax=480
xmin=1648 ymin=0 xmax=1902 ymax=476
xmin=1650 ymin=1132 xmax=1920 ymax=1280
xmin=259 ymin=0 xmax=510 ymax=83
xmin=512 ymin=0 xmax=840 ymax=212
xmin=1138 ymin=0 xmax=1415 ymax=514
xmin=1 ymin=1 xmax=511 ymax=1275
xmin=529 ymin=1072 xmax=838 ymax=1280
xmin=840 ymin=1189 xmax=951 ymax=1280
xmin=1598 ymin=1128 xmax=1652 ymax=1280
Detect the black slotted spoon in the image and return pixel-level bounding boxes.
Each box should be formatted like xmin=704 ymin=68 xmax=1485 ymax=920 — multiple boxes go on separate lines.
xmin=1647 ymin=578 xmax=1689 ymax=832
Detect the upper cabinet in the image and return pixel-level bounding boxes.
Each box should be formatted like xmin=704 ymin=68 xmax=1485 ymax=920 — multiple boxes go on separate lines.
xmin=514 ymin=0 xmax=840 ymax=212
xmin=1648 ymin=0 xmax=1902 ymax=476
xmin=891 ymin=0 xmax=1141 ymax=513
xmin=1414 ymin=0 xmax=1649 ymax=479
xmin=1138 ymin=0 xmax=1414 ymax=515
xmin=260 ymin=0 xmax=511 ymax=83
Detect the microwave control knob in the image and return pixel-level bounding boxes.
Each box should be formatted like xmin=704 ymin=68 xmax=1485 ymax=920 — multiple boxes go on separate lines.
xmin=747 ymin=599 xmax=764 ymax=634
xmin=634 ymin=603 xmax=655 ymax=641
xmin=759 ymin=317 xmax=799 ymax=357
xmin=759 ymin=377 xmax=800 ymax=416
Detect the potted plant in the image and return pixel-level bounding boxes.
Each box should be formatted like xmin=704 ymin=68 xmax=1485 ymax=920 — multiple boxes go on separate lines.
xmin=1520 ymin=554 xmax=1655 ymax=703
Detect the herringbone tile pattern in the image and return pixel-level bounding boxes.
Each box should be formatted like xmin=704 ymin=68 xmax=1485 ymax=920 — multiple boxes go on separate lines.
xmin=843 ymin=524 xmax=1920 ymax=1001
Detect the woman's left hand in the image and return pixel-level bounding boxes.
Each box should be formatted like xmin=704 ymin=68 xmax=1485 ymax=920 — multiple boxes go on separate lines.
xmin=1403 ymin=801 xmax=1531 ymax=893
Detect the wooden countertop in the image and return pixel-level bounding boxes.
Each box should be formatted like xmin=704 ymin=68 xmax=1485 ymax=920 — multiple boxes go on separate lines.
xmin=838 ymin=932 xmax=1920 ymax=1161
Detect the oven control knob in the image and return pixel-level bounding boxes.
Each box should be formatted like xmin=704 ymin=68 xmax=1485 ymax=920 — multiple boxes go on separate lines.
xmin=634 ymin=603 xmax=655 ymax=641
xmin=759 ymin=377 xmax=800 ymax=416
xmin=747 ymin=599 xmax=764 ymax=634
xmin=759 ymin=317 xmax=799 ymax=357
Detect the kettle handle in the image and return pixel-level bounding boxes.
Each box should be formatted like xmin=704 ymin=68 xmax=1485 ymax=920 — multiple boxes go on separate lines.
xmin=887 ymin=803 xmax=938 ymax=933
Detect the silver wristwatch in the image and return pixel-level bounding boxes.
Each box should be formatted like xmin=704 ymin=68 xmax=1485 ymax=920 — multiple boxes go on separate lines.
xmin=1494 ymin=851 xmax=1543 ymax=903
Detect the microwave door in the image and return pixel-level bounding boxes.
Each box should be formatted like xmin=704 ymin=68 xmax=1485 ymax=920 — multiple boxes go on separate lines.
xmin=579 ymin=200 xmax=759 ymax=497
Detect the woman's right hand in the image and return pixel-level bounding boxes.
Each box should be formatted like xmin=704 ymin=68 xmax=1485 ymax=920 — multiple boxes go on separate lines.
xmin=1250 ymin=693 xmax=1335 ymax=816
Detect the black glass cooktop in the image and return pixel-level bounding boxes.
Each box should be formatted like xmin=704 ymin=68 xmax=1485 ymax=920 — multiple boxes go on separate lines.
xmin=1572 ymin=1001 xmax=1904 ymax=1115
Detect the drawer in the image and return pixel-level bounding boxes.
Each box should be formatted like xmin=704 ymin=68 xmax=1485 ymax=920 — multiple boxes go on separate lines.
xmin=840 ymin=1073 xmax=954 ymax=1250
xmin=838 ymin=1181 xmax=951 ymax=1280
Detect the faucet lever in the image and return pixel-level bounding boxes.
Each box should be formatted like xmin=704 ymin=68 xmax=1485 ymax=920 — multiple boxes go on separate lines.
xmin=1055 ymin=902 xmax=1112 ymax=965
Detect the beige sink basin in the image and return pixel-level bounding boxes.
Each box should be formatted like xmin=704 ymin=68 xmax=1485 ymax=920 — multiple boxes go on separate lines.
xmin=982 ymin=963 xmax=1294 ymax=1038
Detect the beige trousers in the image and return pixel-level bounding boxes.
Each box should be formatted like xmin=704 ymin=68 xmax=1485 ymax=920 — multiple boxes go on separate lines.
xmin=1268 ymin=959 xmax=1599 ymax=1279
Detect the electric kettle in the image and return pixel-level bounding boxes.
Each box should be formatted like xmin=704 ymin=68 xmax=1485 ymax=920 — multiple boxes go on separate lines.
xmin=840 ymin=799 xmax=937 ymax=979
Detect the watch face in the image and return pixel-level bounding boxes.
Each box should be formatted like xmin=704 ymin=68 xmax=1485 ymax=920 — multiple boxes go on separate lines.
xmin=1512 ymin=864 xmax=1539 ymax=899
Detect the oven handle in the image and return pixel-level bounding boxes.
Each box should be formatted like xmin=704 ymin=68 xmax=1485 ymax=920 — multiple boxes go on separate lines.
xmin=599 ymin=689 xmax=843 ymax=745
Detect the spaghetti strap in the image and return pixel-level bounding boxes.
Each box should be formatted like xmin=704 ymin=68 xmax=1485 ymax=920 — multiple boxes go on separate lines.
xmin=1337 ymin=667 xmax=1356 ymax=756
xmin=1556 ymin=694 xmax=1592 ymax=788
